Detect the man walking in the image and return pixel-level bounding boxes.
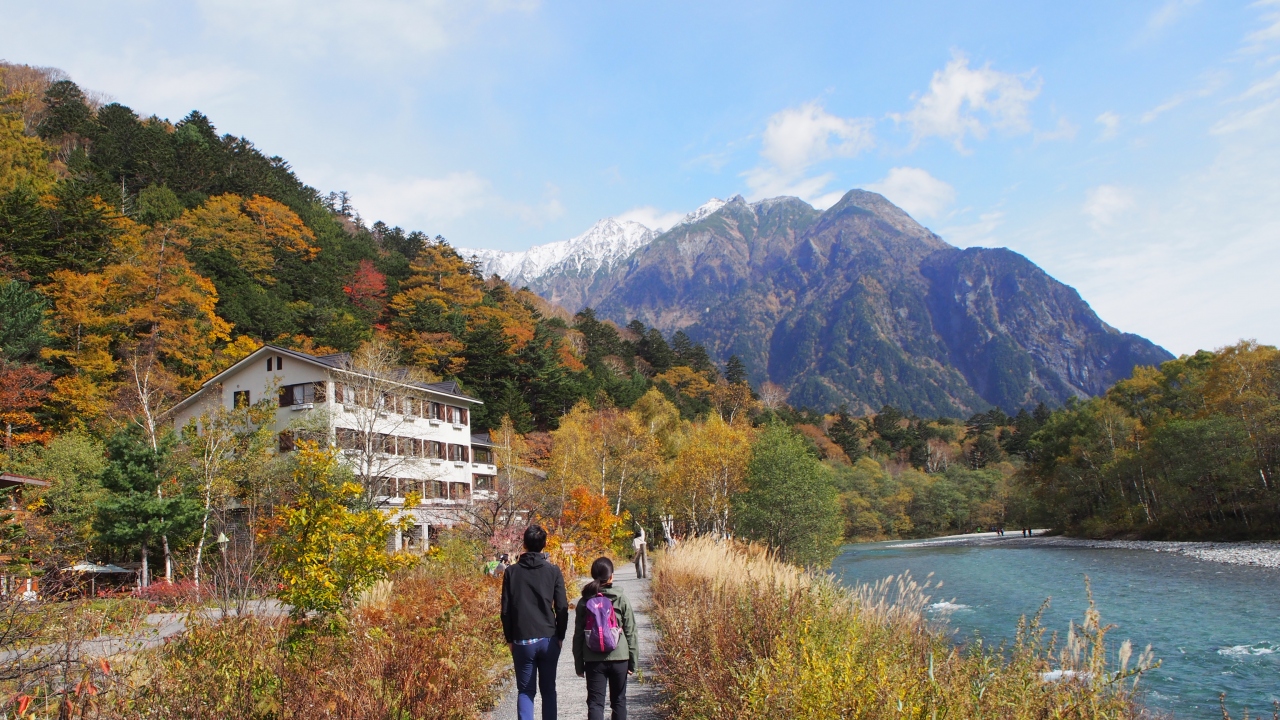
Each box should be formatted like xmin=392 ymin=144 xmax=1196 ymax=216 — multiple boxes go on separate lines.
xmin=501 ymin=525 xmax=569 ymax=720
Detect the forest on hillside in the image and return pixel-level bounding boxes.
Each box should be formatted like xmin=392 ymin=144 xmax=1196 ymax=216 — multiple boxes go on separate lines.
xmin=2 ymin=59 xmax=1279 ymax=605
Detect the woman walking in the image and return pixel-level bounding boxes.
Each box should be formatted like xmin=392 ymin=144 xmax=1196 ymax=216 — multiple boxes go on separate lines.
xmin=572 ymin=557 xmax=638 ymax=720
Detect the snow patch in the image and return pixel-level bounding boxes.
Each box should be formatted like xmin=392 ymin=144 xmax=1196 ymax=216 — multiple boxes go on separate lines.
xmin=460 ymin=198 xmax=733 ymax=286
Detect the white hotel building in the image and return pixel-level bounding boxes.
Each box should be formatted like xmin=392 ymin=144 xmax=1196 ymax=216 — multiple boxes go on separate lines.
xmin=171 ymin=345 xmax=497 ymax=551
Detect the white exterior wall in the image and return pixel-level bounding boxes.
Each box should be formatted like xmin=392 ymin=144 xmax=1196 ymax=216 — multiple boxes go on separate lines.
xmin=172 ymin=348 xmax=498 ymax=548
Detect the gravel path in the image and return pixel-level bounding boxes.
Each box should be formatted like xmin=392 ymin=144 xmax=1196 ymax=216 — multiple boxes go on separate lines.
xmin=487 ymin=561 xmax=661 ymax=720
xmin=0 ymin=599 xmax=289 ymax=666
xmin=891 ymin=530 xmax=1280 ymax=568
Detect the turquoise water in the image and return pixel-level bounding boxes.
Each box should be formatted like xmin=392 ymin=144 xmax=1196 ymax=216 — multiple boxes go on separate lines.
xmin=831 ymin=540 xmax=1280 ymax=718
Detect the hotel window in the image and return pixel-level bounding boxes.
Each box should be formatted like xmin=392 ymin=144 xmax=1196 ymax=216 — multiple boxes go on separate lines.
xmin=233 ymin=390 xmax=250 ymax=408
xmin=336 ymin=428 xmax=360 ymax=450
xmin=279 ymin=382 xmax=325 ymax=407
xmin=473 ymin=475 xmax=494 ymax=491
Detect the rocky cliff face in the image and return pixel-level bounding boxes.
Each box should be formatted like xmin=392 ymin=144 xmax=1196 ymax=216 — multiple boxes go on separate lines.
xmin=479 ymin=190 xmax=1172 ymax=416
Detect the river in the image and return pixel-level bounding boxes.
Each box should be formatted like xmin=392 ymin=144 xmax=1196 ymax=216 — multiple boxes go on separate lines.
xmin=831 ymin=538 xmax=1280 ymax=718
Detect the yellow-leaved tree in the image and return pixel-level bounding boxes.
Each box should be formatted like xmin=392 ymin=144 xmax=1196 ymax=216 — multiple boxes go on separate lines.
xmin=387 ymin=242 xmax=485 ymax=373
xmin=558 ymin=486 xmax=625 ymax=559
xmin=662 ymin=413 xmax=753 ymax=536
xmin=173 ymin=193 xmax=318 ymax=285
xmin=265 ymin=443 xmax=413 ymax=616
xmin=542 ymin=401 xmax=601 ymax=529
xmin=0 ymin=69 xmax=56 ymax=194
xmin=0 ymin=111 xmax=54 ymax=194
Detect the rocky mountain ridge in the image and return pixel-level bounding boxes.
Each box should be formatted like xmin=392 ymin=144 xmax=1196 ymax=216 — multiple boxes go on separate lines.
xmin=465 ymin=191 xmax=1172 ymax=416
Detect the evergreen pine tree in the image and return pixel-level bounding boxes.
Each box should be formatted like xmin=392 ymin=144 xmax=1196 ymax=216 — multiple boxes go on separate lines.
xmin=94 ymin=429 xmax=199 ymax=586
xmin=724 ymin=355 xmax=747 ymax=384
xmin=827 ymin=408 xmax=864 ymax=461
xmin=639 ymin=327 xmax=675 ymax=373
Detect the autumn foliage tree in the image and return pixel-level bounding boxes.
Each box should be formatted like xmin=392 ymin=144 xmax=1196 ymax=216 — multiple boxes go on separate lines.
xmin=0 ymin=362 xmax=52 ymax=450
xmin=344 ymin=258 xmax=387 ymax=315
xmin=558 ymin=486 xmax=625 ymax=558
xmin=265 ymin=443 xmax=413 ymax=616
xmin=662 ymin=413 xmax=752 ymax=536
xmin=42 ymin=218 xmax=232 ymax=432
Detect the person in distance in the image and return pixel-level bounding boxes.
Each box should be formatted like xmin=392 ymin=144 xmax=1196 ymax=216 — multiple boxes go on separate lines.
xmin=501 ymin=525 xmax=569 ymax=720
xmin=572 ymin=557 xmax=638 ymax=720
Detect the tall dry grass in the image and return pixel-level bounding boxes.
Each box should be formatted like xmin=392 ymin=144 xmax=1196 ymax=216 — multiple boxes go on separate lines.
xmin=130 ymin=563 xmax=505 ymax=720
xmin=652 ymin=538 xmax=1155 ymax=720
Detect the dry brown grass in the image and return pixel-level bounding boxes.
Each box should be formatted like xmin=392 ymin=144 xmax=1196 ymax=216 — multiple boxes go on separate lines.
xmin=2 ymin=558 xmax=508 ymax=720
xmin=652 ymin=538 xmax=1155 ymax=720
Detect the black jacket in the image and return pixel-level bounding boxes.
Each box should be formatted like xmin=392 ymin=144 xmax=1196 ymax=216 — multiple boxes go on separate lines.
xmin=500 ymin=552 xmax=568 ymax=643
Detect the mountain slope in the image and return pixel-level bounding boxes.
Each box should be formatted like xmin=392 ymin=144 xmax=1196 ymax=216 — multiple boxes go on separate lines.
xmin=473 ymin=191 xmax=1173 ymax=416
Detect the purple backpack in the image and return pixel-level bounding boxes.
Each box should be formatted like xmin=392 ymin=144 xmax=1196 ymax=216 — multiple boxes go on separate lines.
xmin=583 ymin=593 xmax=622 ymax=653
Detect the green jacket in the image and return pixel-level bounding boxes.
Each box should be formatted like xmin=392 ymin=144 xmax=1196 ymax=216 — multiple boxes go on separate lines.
xmin=572 ymin=584 xmax=638 ymax=674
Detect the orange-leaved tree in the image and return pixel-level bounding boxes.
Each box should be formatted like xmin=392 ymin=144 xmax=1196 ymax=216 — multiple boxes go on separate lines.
xmin=173 ymin=193 xmax=318 ymax=286
xmin=42 ymin=218 xmax=232 ymax=434
xmin=0 ymin=362 xmax=52 ymax=451
xmin=386 ymin=240 xmax=540 ymax=374
xmin=558 ymin=486 xmax=625 ymax=559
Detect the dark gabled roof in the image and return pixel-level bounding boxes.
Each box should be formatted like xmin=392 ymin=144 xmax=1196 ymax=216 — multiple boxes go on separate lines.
xmin=314 ymin=352 xmax=352 ymax=368
xmin=471 ymin=433 xmax=493 ymax=447
xmin=421 ymin=380 xmax=462 ymax=395
xmin=170 ymin=345 xmax=481 ymax=417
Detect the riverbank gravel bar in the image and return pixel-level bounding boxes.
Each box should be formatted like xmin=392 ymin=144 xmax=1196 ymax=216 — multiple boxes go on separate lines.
xmin=893 ymin=531 xmax=1280 ymax=568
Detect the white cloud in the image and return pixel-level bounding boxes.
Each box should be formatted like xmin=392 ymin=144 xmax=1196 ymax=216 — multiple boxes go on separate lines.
xmin=742 ymin=168 xmax=848 ymax=209
xmin=1034 ymin=116 xmax=1078 ymax=143
xmin=345 ymin=172 xmax=569 ymax=232
xmin=1140 ymin=73 xmax=1226 ymax=123
xmin=1082 ymin=185 xmax=1135 ymax=229
xmin=759 ymin=101 xmax=874 ymax=172
xmin=893 ymin=52 xmax=1041 ymax=151
xmin=1145 ymin=0 xmax=1200 ymax=33
xmin=1244 ymin=0 xmax=1280 ymax=53
xmin=616 ymin=206 xmax=686 ymax=232
xmin=939 ymin=211 xmax=1005 ymax=247
xmin=1211 ymin=97 xmax=1280 ymax=134
xmin=348 ymin=171 xmax=492 ymax=227
xmin=1050 ymin=121 xmax=1280 ymax=354
xmin=1096 ymin=111 xmax=1121 ymax=140
xmin=1237 ymin=69 xmax=1280 ymax=102
xmin=742 ymin=101 xmax=874 ymax=208
xmin=866 ymin=167 xmax=956 ymax=220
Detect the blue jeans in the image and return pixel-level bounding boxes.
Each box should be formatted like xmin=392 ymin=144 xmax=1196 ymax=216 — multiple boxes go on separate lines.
xmin=511 ymin=637 xmax=560 ymax=720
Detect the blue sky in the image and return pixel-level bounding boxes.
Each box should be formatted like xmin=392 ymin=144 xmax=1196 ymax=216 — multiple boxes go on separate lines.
xmin=4 ymin=0 xmax=1280 ymax=355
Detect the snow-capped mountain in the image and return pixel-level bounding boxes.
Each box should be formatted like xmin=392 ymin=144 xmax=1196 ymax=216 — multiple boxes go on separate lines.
xmin=459 ymin=198 xmax=728 ymax=288
xmin=461 ymin=218 xmax=655 ymax=289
